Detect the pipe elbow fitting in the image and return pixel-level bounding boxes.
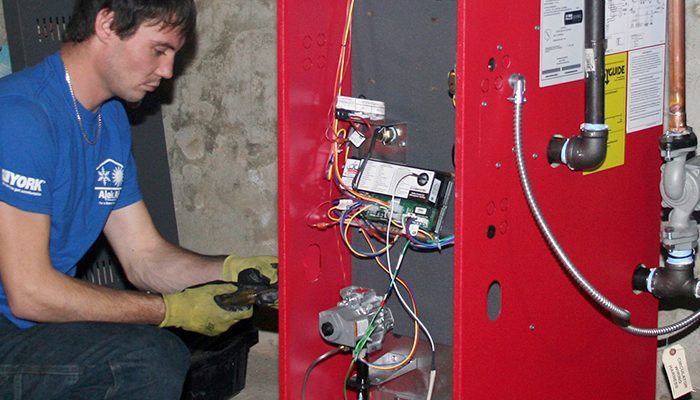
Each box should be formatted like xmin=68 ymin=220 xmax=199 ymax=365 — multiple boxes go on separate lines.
xmin=661 ymin=157 xmax=687 ymax=201
xmin=547 ymin=128 xmax=608 ymax=171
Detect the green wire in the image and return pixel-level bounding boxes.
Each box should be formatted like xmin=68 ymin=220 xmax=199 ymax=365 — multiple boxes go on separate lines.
xmin=345 ymin=240 xmax=411 ymax=394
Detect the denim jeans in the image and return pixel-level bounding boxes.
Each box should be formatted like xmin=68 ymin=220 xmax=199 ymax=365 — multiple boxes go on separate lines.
xmin=0 ymin=316 xmax=191 ymax=399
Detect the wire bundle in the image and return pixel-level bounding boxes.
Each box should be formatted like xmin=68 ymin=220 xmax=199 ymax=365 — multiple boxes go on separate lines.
xmin=304 ymin=0 xmax=449 ymax=398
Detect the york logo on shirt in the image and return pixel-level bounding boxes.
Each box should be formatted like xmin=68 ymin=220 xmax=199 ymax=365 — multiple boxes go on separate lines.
xmin=94 ymin=159 xmax=124 ymax=206
xmin=1 ymin=169 xmax=46 ymax=196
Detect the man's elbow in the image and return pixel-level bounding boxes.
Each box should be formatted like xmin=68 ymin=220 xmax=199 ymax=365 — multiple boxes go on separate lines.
xmin=5 ymin=285 xmax=50 ymax=321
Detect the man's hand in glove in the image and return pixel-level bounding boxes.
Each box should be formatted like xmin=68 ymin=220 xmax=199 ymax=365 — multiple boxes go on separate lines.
xmin=223 ymin=255 xmax=278 ymax=284
xmin=160 ymin=282 xmax=252 ymax=336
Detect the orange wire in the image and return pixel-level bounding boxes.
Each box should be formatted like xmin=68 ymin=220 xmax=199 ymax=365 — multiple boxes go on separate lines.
xmin=360 ymin=230 xmax=420 ymax=370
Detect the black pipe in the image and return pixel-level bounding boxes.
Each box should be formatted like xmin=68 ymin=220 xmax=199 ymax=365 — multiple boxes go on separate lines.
xmin=585 ymin=0 xmax=605 ymax=125
xmin=547 ymin=0 xmax=609 ymax=170
xmin=548 ymin=133 xmax=607 ymax=170
xmin=632 ymin=264 xmax=699 ymax=299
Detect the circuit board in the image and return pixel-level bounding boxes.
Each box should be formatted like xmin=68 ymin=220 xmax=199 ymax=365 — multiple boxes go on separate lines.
xmin=341 ymin=158 xmax=453 ymax=234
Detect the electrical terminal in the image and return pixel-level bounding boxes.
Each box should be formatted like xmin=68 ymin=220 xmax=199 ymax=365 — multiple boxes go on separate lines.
xmin=336 ymin=95 xmax=386 ymax=121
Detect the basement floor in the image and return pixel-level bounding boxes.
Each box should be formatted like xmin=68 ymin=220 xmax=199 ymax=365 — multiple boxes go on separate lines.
xmin=235 ymin=330 xmax=279 ymax=400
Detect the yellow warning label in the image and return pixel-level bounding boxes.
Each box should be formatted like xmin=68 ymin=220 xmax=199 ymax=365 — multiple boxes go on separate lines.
xmin=585 ymin=52 xmax=627 ymax=175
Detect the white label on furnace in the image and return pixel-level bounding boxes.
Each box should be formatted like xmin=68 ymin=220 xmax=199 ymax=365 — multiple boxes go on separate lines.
xmin=356 ymin=160 xmax=434 ymax=199
xmin=539 ymin=0 xmax=584 ymax=87
xmin=429 ymin=179 xmax=441 ymax=204
xmin=605 ymin=0 xmax=666 ymax=54
xmin=626 ymin=45 xmax=664 ymax=133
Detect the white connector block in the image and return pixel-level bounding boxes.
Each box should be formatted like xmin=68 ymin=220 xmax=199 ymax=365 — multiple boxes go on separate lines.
xmin=336 ymin=95 xmax=385 ymax=121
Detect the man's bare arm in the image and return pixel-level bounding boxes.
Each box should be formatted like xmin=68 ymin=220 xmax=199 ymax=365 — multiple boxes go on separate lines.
xmin=0 ymin=201 xmax=164 ymax=324
xmin=103 ymin=200 xmax=224 ymax=294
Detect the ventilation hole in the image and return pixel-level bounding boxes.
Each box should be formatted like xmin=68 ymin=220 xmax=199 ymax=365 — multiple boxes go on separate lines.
xmin=487 ymin=57 xmax=497 ymax=71
xmin=487 ymin=281 xmax=502 ymax=321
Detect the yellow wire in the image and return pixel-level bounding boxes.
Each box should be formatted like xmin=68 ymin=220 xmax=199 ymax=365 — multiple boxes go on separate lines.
xmin=341 ymin=204 xmax=395 ymax=258
xmin=327 ymin=206 xmax=342 ymax=222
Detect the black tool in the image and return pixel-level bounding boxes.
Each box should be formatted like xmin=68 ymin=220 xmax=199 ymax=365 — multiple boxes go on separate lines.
xmin=214 ymin=267 xmax=279 ymax=311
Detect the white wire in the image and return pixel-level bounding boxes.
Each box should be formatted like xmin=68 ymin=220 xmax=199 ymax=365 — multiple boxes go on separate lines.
xmin=378 ymin=170 xmax=437 ymax=400
xmin=426 ymin=370 xmax=437 ymax=400
xmin=390 ymin=243 xmax=437 ymax=400
xmin=392 ymin=248 xmax=436 ymax=352
xmin=386 ymin=171 xmax=437 ymax=353
xmin=384 ymin=171 xmax=411 ymax=273
xmin=385 ymin=170 xmax=418 ymax=261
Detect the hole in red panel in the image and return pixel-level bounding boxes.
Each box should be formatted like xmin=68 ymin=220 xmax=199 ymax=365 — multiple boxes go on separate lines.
xmin=303 ymin=244 xmax=322 ymax=282
xmin=487 ymin=281 xmax=502 ymax=321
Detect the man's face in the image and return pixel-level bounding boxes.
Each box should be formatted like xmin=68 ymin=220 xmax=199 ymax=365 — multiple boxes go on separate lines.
xmin=104 ymin=20 xmax=185 ymax=103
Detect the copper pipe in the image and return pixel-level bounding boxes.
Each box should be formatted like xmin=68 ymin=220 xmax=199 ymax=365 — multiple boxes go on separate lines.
xmin=668 ymin=0 xmax=687 ymax=133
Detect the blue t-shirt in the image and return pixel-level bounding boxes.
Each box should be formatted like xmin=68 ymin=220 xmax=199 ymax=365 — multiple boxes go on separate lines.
xmin=0 ymin=52 xmax=143 ymax=328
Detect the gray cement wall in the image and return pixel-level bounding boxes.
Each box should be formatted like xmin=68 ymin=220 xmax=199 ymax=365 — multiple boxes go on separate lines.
xmin=0 ymin=3 xmax=5 ymax=43
xmin=0 ymin=1 xmax=277 ymax=257
xmin=160 ymin=0 xmax=278 ymax=256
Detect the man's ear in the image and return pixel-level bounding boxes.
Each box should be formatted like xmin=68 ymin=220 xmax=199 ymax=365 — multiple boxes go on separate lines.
xmin=93 ymin=8 xmax=117 ymax=43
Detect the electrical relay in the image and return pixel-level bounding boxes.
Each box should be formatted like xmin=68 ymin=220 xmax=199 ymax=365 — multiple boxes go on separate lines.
xmin=342 ymin=158 xmax=453 ymax=235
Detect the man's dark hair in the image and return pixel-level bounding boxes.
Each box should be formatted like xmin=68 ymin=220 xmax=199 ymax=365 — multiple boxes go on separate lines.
xmin=64 ymin=0 xmax=196 ymax=43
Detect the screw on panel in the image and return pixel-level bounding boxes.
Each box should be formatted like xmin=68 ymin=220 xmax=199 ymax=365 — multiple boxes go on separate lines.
xmin=481 ymin=101 xmax=488 ymax=107
xmin=495 ymin=162 xmax=502 ymax=169
xmin=535 ymin=25 xmax=541 ymax=31
xmin=532 ymin=153 xmax=539 ymax=159
xmin=496 ymin=44 xmax=503 ymax=51
xmin=529 ymin=324 xmax=535 ymax=331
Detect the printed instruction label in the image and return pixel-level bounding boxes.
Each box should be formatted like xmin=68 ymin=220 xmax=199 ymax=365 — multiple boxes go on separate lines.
xmin=605 ymin=0 xmax=666 ymax=55
xmin=585 ymin=52 xmax=628 ymax=175
xmin=662 ymin=345 xmax=694 ymax=399
xmin=539 ymin=0 xmax=585 ymax=87
xmin=343 ymin=159 xmax=435 ymax=200
xmin=626 ymin=45 xmax=665 ymax=133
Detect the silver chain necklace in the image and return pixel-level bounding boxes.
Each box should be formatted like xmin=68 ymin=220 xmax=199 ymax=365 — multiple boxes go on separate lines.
xmin=64 ymin=70 xmax=102 ymax=145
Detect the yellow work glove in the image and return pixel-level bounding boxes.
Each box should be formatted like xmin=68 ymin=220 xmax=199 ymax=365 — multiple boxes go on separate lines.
xmin=223 ymin=255 xmax=278 ymax=285
xmin=160 ymin=282 xmax=253 ymax=336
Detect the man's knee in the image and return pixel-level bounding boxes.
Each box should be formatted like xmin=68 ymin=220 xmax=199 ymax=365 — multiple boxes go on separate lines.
xmin=0 ymin=322 xmax=192 ymax=399
xmin=101 ymin=325 xmax=191 ymax=399
xmin=119 ymin=326 xmax=190 ymax=380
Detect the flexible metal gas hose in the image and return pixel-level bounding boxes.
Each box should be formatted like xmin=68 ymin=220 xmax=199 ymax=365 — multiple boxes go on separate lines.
xmin=508 ymin=74 xmax=631 ymax=321
xmin=621 ymin=310 xmax=700 ymax=336
xmin=509 ymin=73 xmax=700 ymax=337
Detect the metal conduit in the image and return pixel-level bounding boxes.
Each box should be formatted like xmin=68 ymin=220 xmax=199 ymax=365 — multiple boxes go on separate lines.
xmin=510 ymin=74 xmax=700 ymax=337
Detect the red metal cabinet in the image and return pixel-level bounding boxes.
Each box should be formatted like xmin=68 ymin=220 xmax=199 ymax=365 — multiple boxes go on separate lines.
xmin=278 ymin=1 xmax=660 ymax=398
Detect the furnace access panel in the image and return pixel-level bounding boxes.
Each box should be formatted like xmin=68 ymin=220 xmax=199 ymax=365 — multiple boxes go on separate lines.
xmin=278 ymin=0 xmax=661 ymax=399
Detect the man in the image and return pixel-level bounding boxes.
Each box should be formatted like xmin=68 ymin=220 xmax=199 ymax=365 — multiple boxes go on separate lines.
xmin=0 ymin=0 xmax=277 ymax=398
